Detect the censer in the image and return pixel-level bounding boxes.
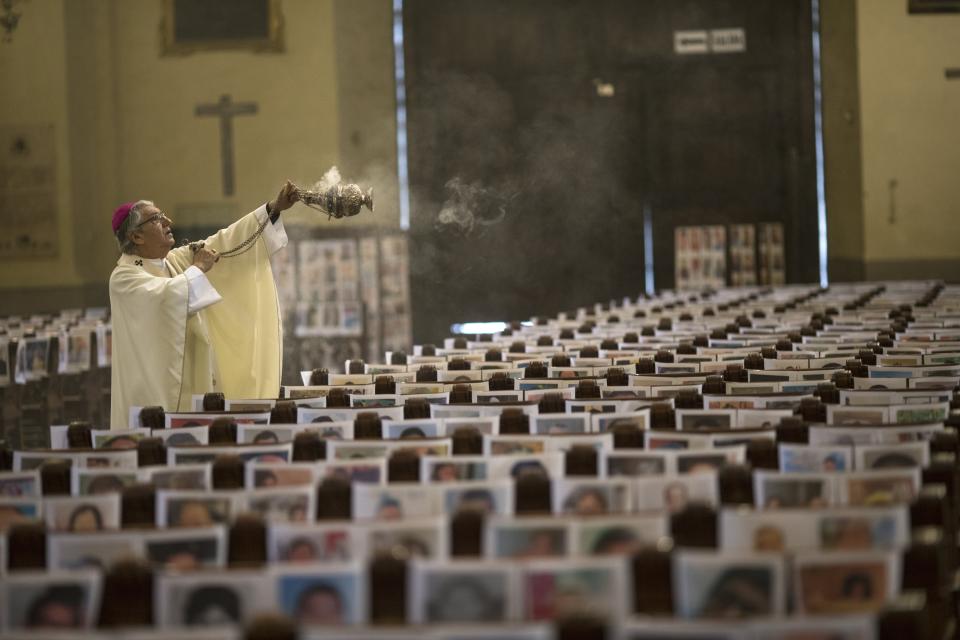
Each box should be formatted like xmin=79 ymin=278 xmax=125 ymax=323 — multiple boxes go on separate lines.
xmin=187 ymin=179 xmax=375 ymax=258
xmin=295 ymin=182 xmax=375 ymax=219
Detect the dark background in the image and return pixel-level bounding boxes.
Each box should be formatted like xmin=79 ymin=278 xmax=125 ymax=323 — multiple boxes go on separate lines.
xmin=403 ymin=0 xmax=818 ymax=343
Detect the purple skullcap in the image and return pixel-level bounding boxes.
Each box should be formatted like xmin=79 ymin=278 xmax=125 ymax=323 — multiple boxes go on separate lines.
xmin=112 ymin=202 xmax=137 ymax=233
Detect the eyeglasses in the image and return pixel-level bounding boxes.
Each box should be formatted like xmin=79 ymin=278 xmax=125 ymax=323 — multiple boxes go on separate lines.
xmin=135 ymin=213 xmax=172 ymax=228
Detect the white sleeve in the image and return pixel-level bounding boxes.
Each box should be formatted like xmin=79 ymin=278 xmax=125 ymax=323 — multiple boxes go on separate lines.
xmin=184 ymin=266 xmax=223 ymax=314
xmin=254 ymin=204 xmax=289 ymax=256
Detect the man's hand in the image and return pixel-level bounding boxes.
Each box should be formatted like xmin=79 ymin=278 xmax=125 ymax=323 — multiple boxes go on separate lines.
xmin=268 ymin=180 xmax=300 ymax=216
xmin=192 ymin=244 xmax=219 ymax=273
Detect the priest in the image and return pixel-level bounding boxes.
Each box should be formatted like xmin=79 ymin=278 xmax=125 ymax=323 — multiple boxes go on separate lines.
xmin=108 ymin=182 xmax=299 ymax=428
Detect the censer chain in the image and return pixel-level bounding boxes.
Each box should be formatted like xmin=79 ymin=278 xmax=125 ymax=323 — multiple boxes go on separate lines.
xmin=186 ymin=215 xmax=270 ymax=259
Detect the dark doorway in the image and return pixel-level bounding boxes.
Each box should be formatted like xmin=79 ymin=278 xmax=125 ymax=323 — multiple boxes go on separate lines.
xmin=403 ymin=0 xmax=817 ymax=343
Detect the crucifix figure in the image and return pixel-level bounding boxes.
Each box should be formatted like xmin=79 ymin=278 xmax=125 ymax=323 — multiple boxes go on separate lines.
xmin=195 ymin=94 xmax=258 ymax=197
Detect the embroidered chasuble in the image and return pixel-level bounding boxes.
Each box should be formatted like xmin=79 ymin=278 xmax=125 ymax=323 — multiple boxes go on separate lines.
xmin=109 ymin=205 xmax=286 ymax=428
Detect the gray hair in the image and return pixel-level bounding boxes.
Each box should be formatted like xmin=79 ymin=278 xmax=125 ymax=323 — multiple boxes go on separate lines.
xmin=115 ymin=200 xmax=154 ymax=254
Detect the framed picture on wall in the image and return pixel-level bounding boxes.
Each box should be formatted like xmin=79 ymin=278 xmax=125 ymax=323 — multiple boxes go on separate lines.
xmin=908 ymin=0 xmax=960 ymax=15
xmin=160 ymin=0 xmax=285 ymax=55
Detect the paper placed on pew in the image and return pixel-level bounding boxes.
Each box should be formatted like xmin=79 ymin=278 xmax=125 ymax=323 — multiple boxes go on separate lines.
xmin=271 ymin=560 xmax=370 ymax=625
xmin=672 ymin=550 xmax=787 ymax=619
xmin=568 ymin=513 xmax=668 ymax=556
xmin=240 ymin=486 xmax=316 ymax=523
xmin=381 ymin=418 xmax=442 ymax=439
xmin=485 ymin=453 xmax=565 ymax=481
xmin=13 ymin=335 xmax=50 ymax=383
xmin=552 ymin=478 xmax=633 ymax=516
xmin=421 ymin=455 xmax=488 ymax=483
xmin=0 ymin=470 xmax=40 ymax=497
xmin=591 ymin=409 xmax=650 ymax=433
xmin=46 ymin=530 xmax=142 ymax=571
xmin=438 ymin=480 xmax=514 ymax=516
xmin=2 ymin=569 xmax=102 ymax=631
xmin=89 ymin=427 xmax=150 ymax=449
xmin=13 ymin=449 xmax=138 ymax=472
xmin=237 ymin=423 xmax=298 ymax=444
xmin=246 ymin=461 xmax=320 ymax=489
xmin=164 ymin=412 xmax=272 ymax=429
xmin=298 ymin=405 xmax=404 ymax=423
xmin=0 ymin=496 xmax=41 ymax=531
xmin=531 ymin=413 xmax=590 ymax=435
xmin=407 ymin=558 xmax=517 ymax=624
xmin=71 ymin=466 xmax=140 ymax=495
xmin=144 ymin=464 xmax=212 ymax=491
xmin=167 ymin=443 xmax=293 ymax=466
xmin=808 ymin=422 xmax=943 ymax=446
xmin=156 ymin=489 xmax=244 ymax=528
xmin=719 ymin=505 xmax=909 ymax=554
xmin=43 ymin=493 xmax=121 ymax=532
xmin=853 ymin=441 xmax=929 ymax=470
xmin=268 ymin=521 xmax=362 ymax=563
xmin=634 ymin=472 xmax=719 ymax=513
xmin=285 ymin=384 xmax=375 ymax=400
xmin=440 ymin=416 xmax=498 ymax=437
xmin=140 ymin=525 xmax=228 ymax=570
xmin=792 ymin=550 xmax=899 ymax=615
xmin=485 ymin=515 xmax=571 ymax=559
xmin=352 ymin=484 xmax=442 ymax=521
xmin=152 ymin=425 xmax=210 ymax=447
xmin=155 ymin=568 xmax=274 ymax=627
xmin=778 ymin=444 xmax=853 ymax=473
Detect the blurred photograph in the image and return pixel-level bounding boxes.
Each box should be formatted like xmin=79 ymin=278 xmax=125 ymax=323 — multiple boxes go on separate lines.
xmin=423 ymin=456 xmax=488 ymax=482
xmin=441 ymin=481 xmax=513 ymax=516
xmin=269 ymin=523 xmax=358 ymax=563
xmin=754 ymin=473 xmax=832 ymax=509
xmin=571 ymin=515 xmax=668 ymax=555
xmin=365 ymin=517 xmax=447 ymax=559
xmin=157 ymin=491 xmax=235 ymax=528
xmin=519 ymin=558 xmax=625 ymax=621
xmin=487 ymin=517 xmax=569 ymax=559
xmin=274 ymin=564 xmax=364 ymax=626
xmin=157 ymin=571 xmax=272 ymax=627
xmin=674 ymin=551 xmax=784 ymax=619
xmin=143 ymin=527 xmax=227 ymax=571
xmin=411 ymin=560 xmax=514 ymax=623
xmin=842 ymin=470 xmax=919 ymax=507
xmin=779 ymin=445 xmax=851 ymax=473
xmin=554 ymin=479 xmax=631 ymax=516
xmin=44 ymin=494 xmax=120 ymax=532
xmin=4 ymin=570 xmax=101 ymax=630
xmin=794 ymin=552 xmax=897 ymax=615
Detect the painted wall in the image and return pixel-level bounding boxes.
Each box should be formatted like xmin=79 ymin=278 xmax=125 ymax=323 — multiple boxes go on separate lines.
xmin=820 ymin=0 xmax=865 ymax=281
xmin=858 ymin=0 xmax=959 ymax=277
xmin=0 ymin=0 xmax=81 ymax=289
xmin=0 ymin=0 xmax=398 ymax=313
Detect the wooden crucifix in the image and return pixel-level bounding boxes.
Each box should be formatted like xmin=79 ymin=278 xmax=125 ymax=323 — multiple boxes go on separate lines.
xmin=195 ymin=94 xmax=258 ymax=197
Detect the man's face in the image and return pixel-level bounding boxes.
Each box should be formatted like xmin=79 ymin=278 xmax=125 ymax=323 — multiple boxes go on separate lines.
xmin=298 ymin=592 xmax=342 ymax=624
xmin=131 ymin=205 xmax=174 ymax=257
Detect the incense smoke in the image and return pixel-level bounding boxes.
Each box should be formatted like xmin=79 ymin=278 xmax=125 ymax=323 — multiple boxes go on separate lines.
xmin=312 ymin=166 xmax=343 ymax=192
xmin=436 ymin=177 xmax=511 ymax=234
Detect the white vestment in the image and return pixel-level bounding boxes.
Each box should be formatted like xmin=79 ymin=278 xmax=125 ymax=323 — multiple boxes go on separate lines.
xmin=109 ymin=205 xmax=286 ymax=428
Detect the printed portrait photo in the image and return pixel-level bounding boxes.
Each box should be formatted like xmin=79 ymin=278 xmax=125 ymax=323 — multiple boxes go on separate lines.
xmin=143 ymin=528 xmax=227 ymax=571
xmin=520 ymin=560 xmax=624 ymax=621
xmin=274 ymin=565 xmax=364 ymax=626
xmin=269 ymin=523 xmax=357 ymax=564
xmin=674 ymin=552 xmax=784 ymax=619
xmin=4 ymin=570 xmax=101 ymax=631
xmin=44 ymin=495 xmax=120 ymax=533
xmin=412 ymin=561 xmax=513 ymax=624
xmin=488 ymin=518 xmax=570 ymax=559
xmin=795 ymin=552 xmax=897 ymax=615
